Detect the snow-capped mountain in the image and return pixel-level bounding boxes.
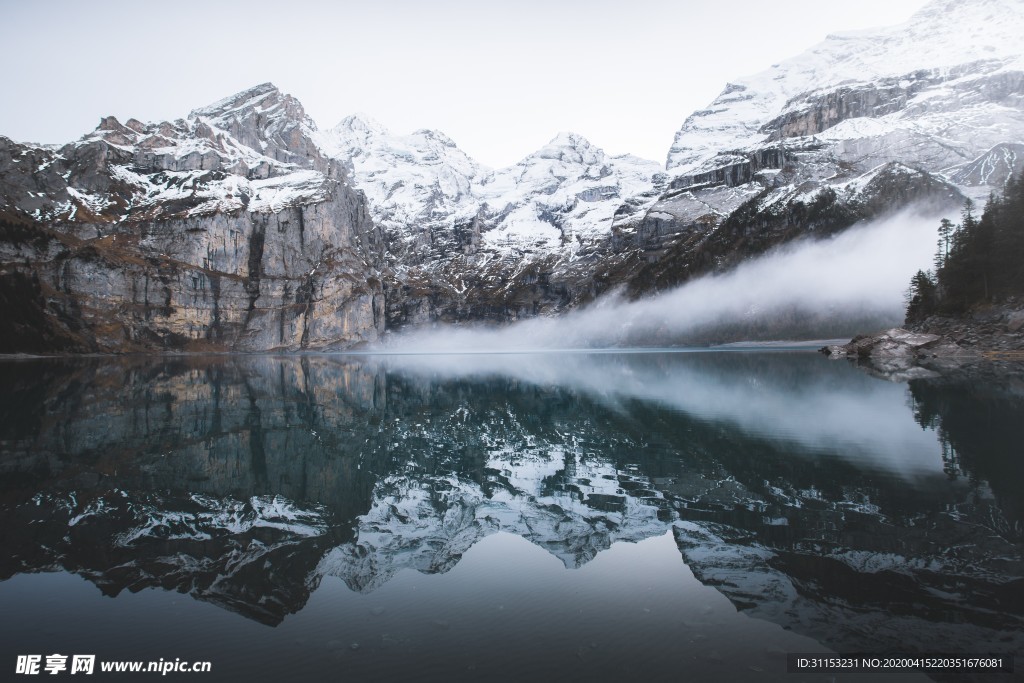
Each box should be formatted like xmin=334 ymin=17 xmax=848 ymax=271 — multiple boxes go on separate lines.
xmin=473 ymin=133 xmax=663 ymax=253
xmin=616 ymin=0 xmax=1024 ymax=298
xmin=318 ymin=115 xmax=484 ymax=259
xmin=313 ymin=118 xmax=666 ymax=327
xmin=4 ymin=83 xmax=337 ymax=224
xmin=1 ymin=0 xmax=1022 ymax=352
xmin=321 ymin=119 xmax=662 ymax=257
xmin=317 ymin=0 xmax=1022 ymax=325
xmin=667 ymin=0 xmax=1024 ymax=199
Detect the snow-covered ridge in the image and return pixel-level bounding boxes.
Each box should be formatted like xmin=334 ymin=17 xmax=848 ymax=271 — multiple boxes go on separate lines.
xmin=7 ymin=79 xmax=662 ymax=261
xmin=316 ymin=114 xmax=485 ymax=247
xmin=475 ymin=132 xmax=663 ymax=252
xmin=636 ymin=0 xmax=1024 ymax=252
xmin=3 ymin=82 xmax=341 ymax=223
xmin=319 ymin=118 xmax=663 ymax=256
xmin=667 ymin=0 xmax=1024 ymax=191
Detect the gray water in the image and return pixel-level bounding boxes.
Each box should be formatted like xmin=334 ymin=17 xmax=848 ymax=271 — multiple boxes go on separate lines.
xmin=0 ymin=351 xmax=1020 ymax=682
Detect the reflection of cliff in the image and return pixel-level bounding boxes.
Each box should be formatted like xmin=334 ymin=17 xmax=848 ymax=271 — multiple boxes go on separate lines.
xmin=658 ymin=360 xmax=1024 ymax=658
xmin=0 ymin=357 xmax=388 ymax=625
xmin=672 ymin=492 xmax=1024 ymax=656
xmin=0 ymin=353 xmax=1021 ymax=652
xmin=0 ymin=357 xmax=386 ymax=512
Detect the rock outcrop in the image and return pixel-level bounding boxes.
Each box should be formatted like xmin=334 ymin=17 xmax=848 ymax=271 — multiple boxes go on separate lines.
xmin=821 ymin=327 xmax=972 ymax=376
xmin=823 ymin=303 xmax=1024 ymax=375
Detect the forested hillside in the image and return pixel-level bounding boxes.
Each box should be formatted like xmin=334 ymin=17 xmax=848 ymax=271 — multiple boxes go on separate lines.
xmin=906 ymin=172 xmax=1024 ymax=322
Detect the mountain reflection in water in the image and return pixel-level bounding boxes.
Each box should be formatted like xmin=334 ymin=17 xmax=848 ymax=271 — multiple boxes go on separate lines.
xmin=0 ymin=351 xmax=1021 ymax=681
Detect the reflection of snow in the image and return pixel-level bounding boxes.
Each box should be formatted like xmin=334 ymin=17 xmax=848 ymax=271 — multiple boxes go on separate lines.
xmin=114 ymin=494 xmax=328 ymax=545
xmin=318 ymin=444 xmax=668 ymax=593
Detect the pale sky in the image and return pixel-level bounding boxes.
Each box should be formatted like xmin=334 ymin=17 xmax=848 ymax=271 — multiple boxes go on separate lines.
xmin=3 ymin=0 xmax=928 ymax=168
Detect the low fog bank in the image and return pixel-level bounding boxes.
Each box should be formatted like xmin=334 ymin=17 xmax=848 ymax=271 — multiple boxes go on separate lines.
xmin=381 ymin=209 xmax=942 ymax=351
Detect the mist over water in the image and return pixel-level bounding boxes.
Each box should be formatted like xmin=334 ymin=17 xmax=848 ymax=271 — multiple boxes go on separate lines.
xmin=371 ymin=350 xmax=945 ymax=478
xmin=382 ymin=210 xmax=941 ymax=351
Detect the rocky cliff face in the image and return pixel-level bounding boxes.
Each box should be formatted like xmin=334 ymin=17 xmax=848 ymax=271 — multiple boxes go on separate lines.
xmin=629 ymin=162 xmax=965 ymax=298
xmin=0 ymin=84 xmax=385 ymax=353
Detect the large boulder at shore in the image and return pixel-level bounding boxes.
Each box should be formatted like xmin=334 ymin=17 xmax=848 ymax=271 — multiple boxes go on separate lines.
xmin=821 ymin=327 xmax=978 ymax=373
xmin=824 ymin=304 xmax=1024 ymax=375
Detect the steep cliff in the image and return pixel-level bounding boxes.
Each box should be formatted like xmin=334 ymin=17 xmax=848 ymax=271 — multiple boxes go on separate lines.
xmin=0 ymin=84 xmax=385 ymax=353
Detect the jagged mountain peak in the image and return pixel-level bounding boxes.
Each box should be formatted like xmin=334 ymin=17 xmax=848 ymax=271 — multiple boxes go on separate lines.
xmin=189 ymin=82 xmax=302 ymax=122
xmin=411 ymin=128 xmax=458 ymax=148
xmin=548 ymin=131 xmax=595 ymax=148
xmin=321 ymin=115 xmax=481 ymax=175
xmin=185 ymin=83 xmax=319 ymax=168
xmin=531 ymin=131 xmax=604 ymax=165
xmin=329 ymin=116 xmax=466 ymax=158
xmin=78 ymin=82 xmax=312 ymax=148
xmin=333 ymin=112 xmax=390 ymax=137
xmin=1 ymin=80 xmax=343 ymax=233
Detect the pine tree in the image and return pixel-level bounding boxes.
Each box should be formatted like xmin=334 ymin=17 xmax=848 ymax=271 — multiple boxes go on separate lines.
xmin=905 ymin=269 xmax=938 ymax=323
xmin=934 ymin=218 xmax=955 ymax=270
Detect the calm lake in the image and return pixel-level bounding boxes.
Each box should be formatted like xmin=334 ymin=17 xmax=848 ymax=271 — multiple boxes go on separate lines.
xmin=0 ymin=350 xmax=1021 ymax=682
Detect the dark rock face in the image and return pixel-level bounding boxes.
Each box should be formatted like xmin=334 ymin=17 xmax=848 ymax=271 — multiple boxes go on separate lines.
xmin=0 ymin=84 xmax=385 ymax=353
xmin=627 ymin=163 xmax=965 ymax=298
xmin=913 ymin=305 xmax=1024 ymax=352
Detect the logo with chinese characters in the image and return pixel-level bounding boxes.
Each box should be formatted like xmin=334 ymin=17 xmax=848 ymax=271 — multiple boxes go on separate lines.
xmin=16 ymin=655 xmax=95 ymax=675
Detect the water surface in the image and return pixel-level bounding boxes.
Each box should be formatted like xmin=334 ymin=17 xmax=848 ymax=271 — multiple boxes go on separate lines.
xmin=0 ymin=351 xmax=1020 ymax=681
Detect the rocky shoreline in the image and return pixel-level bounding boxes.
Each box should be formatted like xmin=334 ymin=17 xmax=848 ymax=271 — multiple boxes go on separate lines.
xmin=821 ymin=303 xmax=1024 ymax=374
